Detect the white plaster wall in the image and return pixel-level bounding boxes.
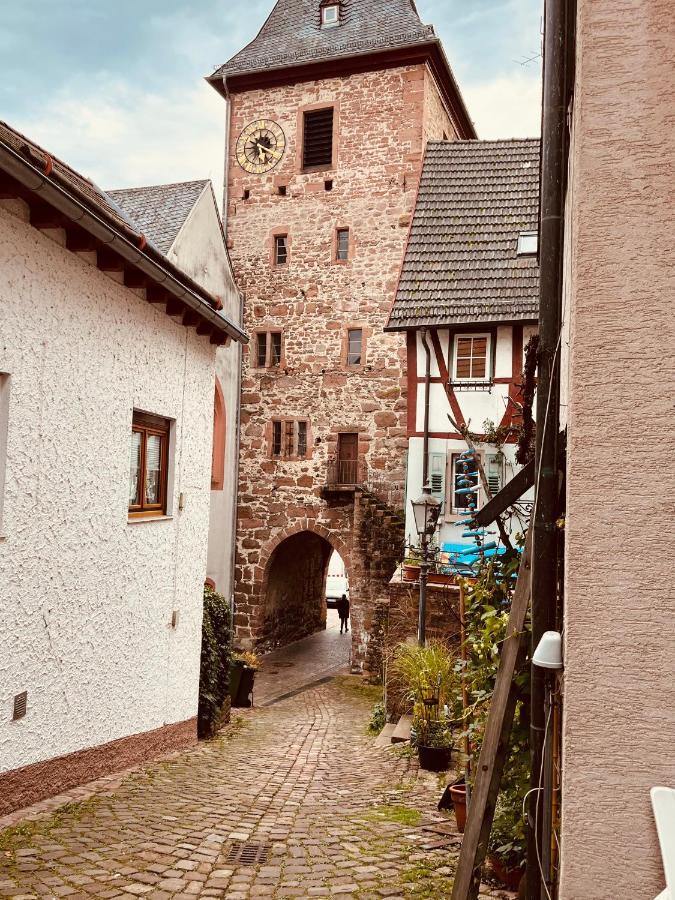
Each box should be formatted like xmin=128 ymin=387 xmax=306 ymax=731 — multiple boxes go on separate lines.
xmin=0 ymin=203 xmax=216 ymax=772
xmin=415 ymin=380 xmax=510 ymax=434
xmin=167 ymin=186 xmax=243 ymax=600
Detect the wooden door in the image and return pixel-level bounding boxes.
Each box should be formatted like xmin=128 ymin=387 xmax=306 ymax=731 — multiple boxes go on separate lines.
xmin=337 ymin=433 xmax=358 ymax=484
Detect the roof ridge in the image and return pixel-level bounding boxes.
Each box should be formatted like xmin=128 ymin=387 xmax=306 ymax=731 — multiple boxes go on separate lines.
xmin=107 ymin=178 xmax=210 ymax=195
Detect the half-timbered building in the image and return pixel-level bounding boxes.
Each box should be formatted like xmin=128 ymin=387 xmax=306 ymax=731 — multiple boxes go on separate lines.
xmin=386 ymin=138 xmax=540 ymax=549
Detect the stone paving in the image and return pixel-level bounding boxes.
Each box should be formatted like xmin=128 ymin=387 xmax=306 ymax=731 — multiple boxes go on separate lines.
xmin=254 ymin=611 xmax=351 ymax=706
xmin=0 ymin=673 xmax=513 ymax=900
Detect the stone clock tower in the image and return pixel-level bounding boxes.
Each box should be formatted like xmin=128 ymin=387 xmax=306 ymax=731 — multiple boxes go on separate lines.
xmin=207 ymin=0 xmax=475 ymax=667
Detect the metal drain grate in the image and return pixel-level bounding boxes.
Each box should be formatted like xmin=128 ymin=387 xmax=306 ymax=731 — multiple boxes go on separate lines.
xmin=225 ymin=840 xmax=270 ymax=866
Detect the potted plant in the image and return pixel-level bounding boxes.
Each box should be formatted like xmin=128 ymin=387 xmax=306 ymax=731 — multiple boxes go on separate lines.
xmin=486 ymin=787 xmax=526 ymax=888
xmin=230 ymin=650 xmax=259 ymax=708
xmin=402 ymin=546 xmax=422 ymax=581
xmin=448 ymin=777 xmax=467 ymax=833
xmin=390 ymin=641 xmax=460 ymax=771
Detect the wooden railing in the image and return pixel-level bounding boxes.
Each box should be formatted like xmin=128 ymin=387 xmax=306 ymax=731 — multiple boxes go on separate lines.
xmin=325 ymin=456 xmax=405 ymax=513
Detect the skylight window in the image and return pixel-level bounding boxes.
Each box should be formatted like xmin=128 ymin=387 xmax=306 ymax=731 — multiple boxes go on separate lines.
xmin=321 ymin=4 xmax=340 ymax=27
xmin=517 ymin=230 xmax=538 ymax=256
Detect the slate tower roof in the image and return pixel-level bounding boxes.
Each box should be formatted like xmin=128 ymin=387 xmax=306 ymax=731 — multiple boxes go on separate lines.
xmin=207 ymin=0 xmax=476 ymax=139
xmin=386 ymin=139 xmax=541 ymax=330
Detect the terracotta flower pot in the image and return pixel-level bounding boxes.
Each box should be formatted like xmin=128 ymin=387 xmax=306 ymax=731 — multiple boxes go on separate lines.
xmin=402 ymin=564 xmax=420 ymax=582
xmin=488 ymin=854 xmax=525 ymax=891
xmin=449 ymin=783 xmax=467 ymax=833
xmin=427 ymin=572 xmax=456 ymax=586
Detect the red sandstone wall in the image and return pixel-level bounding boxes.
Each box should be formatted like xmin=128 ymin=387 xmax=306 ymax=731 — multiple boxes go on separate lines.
xmin=559 ymin=1 xmax=675 ymax=897
xmin=226 ymin=63 xmax=457 ymax=650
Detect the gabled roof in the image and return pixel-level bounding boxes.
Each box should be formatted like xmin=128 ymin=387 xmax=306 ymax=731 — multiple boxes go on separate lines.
xmin=208 ymin=0 xmax=476 ymax=139
xmin=107 ymin=180 xmax=209 ymax=254
xmin=386 ymin=139 xmax=541 ymax=331
xmin=0 ymin=120 xmax=246 ymax=344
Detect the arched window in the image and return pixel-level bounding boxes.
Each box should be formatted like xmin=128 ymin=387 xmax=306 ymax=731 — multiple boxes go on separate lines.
xmin=211 ymin=378 xmax=226 ymax=490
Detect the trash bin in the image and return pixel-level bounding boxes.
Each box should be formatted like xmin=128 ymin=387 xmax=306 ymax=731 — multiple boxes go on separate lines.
xmin=233 ymin=665 xmax=255 ymax=708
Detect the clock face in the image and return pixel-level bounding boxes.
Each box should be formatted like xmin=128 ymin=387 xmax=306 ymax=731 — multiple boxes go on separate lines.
xmin=236 ymin=119 xmax=286 ymax=174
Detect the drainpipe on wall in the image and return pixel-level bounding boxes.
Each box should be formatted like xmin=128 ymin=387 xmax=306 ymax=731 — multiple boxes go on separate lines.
xmin=528 ymin=0 xmax=575 ymax=896
xmin=420 ymin=328 xmax=432 ymax=486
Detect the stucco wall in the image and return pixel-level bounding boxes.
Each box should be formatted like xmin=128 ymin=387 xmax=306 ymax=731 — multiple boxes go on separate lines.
xmin=560 ymin=2 xmax=675 ymax=897
xmin=0 ymin=202 xmax=216 ymax=773
xmin=167 ymin=185 xmax=243 ymax=599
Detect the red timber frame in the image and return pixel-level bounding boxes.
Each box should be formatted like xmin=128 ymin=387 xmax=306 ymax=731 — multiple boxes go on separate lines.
xmin=406 ymin=324 xmax=532 ymax=442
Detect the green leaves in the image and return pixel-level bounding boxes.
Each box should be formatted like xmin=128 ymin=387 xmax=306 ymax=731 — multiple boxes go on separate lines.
xmin=198 ymin=585 xmax=233 ymax=739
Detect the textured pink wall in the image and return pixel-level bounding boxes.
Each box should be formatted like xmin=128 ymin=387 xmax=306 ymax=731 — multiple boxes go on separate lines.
xmin=560 ymin=1 xmax=675 ymax=897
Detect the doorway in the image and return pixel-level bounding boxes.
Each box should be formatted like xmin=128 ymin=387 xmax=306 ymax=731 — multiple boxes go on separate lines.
xmin=337 ymin=432 xmax=358 ymax=484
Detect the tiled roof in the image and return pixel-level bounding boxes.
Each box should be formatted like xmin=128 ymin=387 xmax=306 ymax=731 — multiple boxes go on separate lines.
xmin=387 ymin=139 xmax=541 ymax=330
xmin=210 ymin=0 xmax=436 ymax=80
xmin=107 ymin=181 xmax=209 ymax=254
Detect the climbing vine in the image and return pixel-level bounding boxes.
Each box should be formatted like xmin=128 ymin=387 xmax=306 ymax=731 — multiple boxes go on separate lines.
xmin=198 ymin=584 xmax=233 ymax=739
xmin=459 ymin=540 xmax=530 ymax=870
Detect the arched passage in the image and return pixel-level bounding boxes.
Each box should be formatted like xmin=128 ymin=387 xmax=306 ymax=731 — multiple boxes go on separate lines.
xmin=262 ymin=530 xmax=337 ymax=646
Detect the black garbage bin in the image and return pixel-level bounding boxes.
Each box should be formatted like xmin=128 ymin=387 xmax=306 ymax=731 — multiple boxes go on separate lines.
xmin=233 ymin=665 xmax=255 ymax=708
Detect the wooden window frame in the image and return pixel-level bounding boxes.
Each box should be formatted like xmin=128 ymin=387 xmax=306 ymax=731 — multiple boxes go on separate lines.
xmin=341 ymin=324 xmax=369 ymax=370
xmin=451 ymin=332 xmax=493 ymax=384
xmin=274 ymin=234 xmax=289 ymax=266
xmin=269 ymin=418 xmax=311 ymax=461
xmin=335 ymin=227 xmax=350 ymax=262
xmin=446 ymin=451 xmax=481 ymax=520
xmin=346 ymin=328 xmax=363 ymax=367
xmin=129 ymin=411 xmax=170 ymax=518
xmin=253 ymin=330 xmax=284 ymax=369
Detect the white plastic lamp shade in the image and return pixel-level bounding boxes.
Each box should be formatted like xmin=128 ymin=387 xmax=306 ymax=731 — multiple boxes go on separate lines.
xmin=532 ymin=631 xmax=563 ymax=669
xmin=411 ymin=485 xmax=442 ymax=537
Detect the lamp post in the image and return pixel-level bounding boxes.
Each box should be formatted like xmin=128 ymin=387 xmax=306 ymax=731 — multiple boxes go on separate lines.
xmin=410 ymin=482 xmax=442 ymax=646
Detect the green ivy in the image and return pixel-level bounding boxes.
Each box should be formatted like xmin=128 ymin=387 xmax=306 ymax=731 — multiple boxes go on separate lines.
xmin=459 ymin=540 xmax=530 ymax=869
xmin=198 ymin=584 xmax=233 ymax=739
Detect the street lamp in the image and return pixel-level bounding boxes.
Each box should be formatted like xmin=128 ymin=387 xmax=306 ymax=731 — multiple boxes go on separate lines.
xmin=410 ymin=483 xmax=442 ymax=646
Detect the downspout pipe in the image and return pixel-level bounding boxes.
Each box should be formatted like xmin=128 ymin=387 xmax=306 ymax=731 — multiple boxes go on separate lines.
xmin=527 ymin=0 xmax=573 ymax=895
xmin=420 ymin=328 xmax=432 ymax=486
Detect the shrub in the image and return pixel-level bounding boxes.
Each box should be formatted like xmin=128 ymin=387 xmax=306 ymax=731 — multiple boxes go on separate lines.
xmin=367 ymin=700 xmax=387 ymax=736
xmin=198 ymin=584 xmax=232 ymax=739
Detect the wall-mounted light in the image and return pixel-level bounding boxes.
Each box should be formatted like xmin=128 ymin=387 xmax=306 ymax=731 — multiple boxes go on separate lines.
xmin=533 ymin=630 xmax=563 ymax=669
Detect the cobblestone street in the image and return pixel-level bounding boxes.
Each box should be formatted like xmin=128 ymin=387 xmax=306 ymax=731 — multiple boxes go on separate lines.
xmin=0 ymin=650 xmax=511 ymax=900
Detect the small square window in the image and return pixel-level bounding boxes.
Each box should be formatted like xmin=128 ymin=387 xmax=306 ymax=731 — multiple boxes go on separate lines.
xmin=278 ymin=185 xmax=287 ymax=196
xmin=270 ymin=419 xmax=310 ymax=459
xmin=336 ymin=228 xmax=349 ymax=261
xmin=517 ymin=230 xmax=538 ymax=255
xmin=347 ymin=328 xmax=362 ymax=366
xmin=274 ymin=235 xmax=288 ymax=265
xmin=454 ymin=334 xmax=490 ymax=381
xmin=243 ymin=189 xmax=250 ymax=201
xmin=321 ymin=4 xmax=339 ymax=27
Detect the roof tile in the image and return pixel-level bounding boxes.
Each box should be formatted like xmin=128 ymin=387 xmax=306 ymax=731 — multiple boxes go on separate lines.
xmin=107 ymin=181 xmax=209 ymax=254
xmin=387 ymin=138 xmax=541 ymax=330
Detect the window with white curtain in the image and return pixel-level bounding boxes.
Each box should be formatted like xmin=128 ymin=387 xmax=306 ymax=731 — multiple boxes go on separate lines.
xmin=129 ymin=410 xmax=170 ymax=517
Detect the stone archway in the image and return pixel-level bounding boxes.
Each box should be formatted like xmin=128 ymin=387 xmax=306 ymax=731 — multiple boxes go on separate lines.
xmin=259 ymin=525 xmax=351 ymax=648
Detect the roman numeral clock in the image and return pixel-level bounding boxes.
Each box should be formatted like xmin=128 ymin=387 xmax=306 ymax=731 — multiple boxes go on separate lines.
xmin=236 ymin=120 xmax=286 ymax=174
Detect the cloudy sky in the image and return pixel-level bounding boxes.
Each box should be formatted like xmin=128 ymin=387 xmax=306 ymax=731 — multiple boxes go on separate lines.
xmin=2 ymin=0 xmax=542 ymax=205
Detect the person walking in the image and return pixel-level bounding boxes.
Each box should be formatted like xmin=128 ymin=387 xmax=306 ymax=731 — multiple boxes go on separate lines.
xmin=337 ymin=593 xmax=350 ymax=634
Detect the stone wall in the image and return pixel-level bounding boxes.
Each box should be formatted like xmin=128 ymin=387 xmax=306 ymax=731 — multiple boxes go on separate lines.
xmin=225 ymin=62 xmax=459 ymax=662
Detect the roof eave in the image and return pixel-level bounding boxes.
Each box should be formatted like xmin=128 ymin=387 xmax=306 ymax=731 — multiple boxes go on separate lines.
xmin=0 ymin=140 xmax=247 ymax=345
xmin=207 ymin=39 xmax=477 ymax=139
xmin=384 ymin=314 xmax=540 ymax=333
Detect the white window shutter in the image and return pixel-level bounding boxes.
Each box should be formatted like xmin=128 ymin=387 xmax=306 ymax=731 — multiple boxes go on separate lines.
xmin=429 ymin=453 xmax=445 ymax=506
xmin=486 ymin=453 xmax=504 ymax=497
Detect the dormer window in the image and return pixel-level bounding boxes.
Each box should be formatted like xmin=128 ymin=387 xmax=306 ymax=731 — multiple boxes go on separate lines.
xmin=517 ymin=230 xmax=538 ymax=256
xmin=321 ymin=4 xmax=340 ymax=27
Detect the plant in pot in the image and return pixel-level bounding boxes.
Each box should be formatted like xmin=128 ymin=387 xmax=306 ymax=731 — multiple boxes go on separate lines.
xmin=402 ymin=545 xmax=422 ymax=582
xmin=230 ymin=650 xmax=259 ymax=708
xmin=390 ymin=640 xmax=461 ymax=771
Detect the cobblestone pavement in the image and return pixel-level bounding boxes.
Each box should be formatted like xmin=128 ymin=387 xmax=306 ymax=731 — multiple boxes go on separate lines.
xmin=0 ymin=677 xmax=513 ymax=900
xmin=254 ymin=612 xmax=351 ymax=706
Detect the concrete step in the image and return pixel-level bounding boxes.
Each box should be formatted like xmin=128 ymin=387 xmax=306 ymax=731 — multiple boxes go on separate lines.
xmin=391 ymin=714 xmax=413 ymax=744
xmin=373 ymin=723 xmax=396 ymax=748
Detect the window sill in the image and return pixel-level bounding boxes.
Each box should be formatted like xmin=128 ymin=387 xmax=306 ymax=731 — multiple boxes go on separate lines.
xmin=128 ymin=514 xmax=174 ymax=525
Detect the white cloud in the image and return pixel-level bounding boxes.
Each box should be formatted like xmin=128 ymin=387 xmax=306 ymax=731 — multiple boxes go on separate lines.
xmin=12 ymin=77 xmax=227 ymax=210
xmin=462 ymin=70 xmax=542 ymax=139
